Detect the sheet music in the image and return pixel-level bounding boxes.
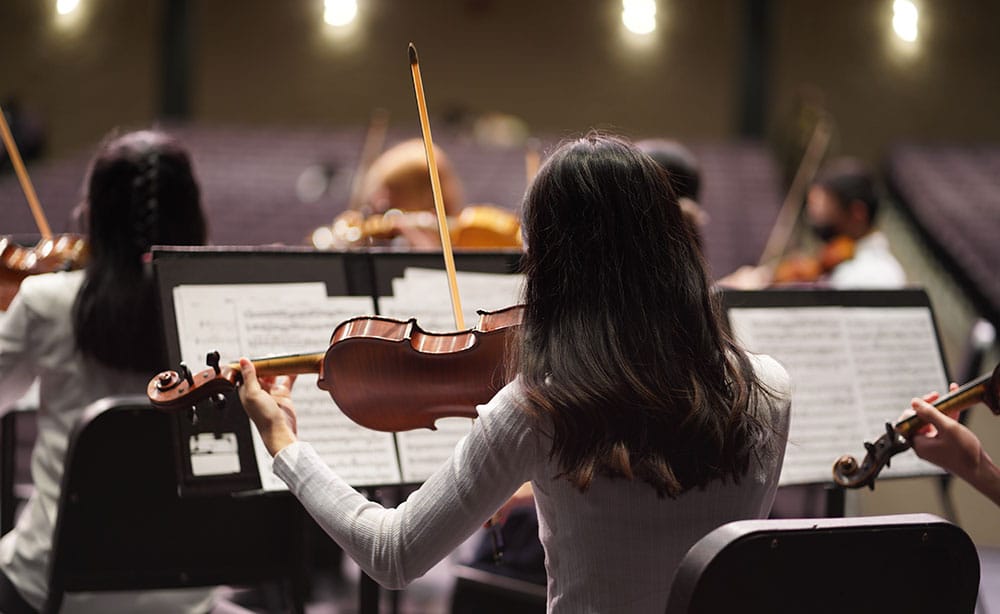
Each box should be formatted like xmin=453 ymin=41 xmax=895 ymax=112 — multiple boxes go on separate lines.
xmin=728 ymin=305 xmax=947 ymax=485
xmin=173 ymin=284 xmax=400 ymax=489
xmin=235 ymin=295 xmax=401 ymax=489
xmin=396 ymin=417 xmax=474 ymax=483
xmin=730 ymin=308 xmax=867 ymax=485
xmin=172 ymin=283 xmax=327 ymax=367
xmin=380 ymin=268 xmax=524 ymax=332
xmin=842 ymin=308 xmax=947 ymax=478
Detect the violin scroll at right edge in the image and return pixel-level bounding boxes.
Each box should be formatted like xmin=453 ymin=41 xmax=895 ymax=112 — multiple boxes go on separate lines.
xmin=832 ymin=363 xmax=1000 ymax=490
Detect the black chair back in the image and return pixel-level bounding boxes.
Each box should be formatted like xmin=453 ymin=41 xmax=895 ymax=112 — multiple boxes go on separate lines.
xmin=665 ymin=514 xmax=980 ymax=614
xmin=45 ymin=395 xmax=305 ymax=613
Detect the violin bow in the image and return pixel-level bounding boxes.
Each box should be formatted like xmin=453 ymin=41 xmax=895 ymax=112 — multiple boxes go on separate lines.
xmin=0 ymin=105 xmax=53 ymax=240
xmin=408 ymin=42 xmax=466 ymax=330
xmin=346 ymin=107 xmax=390 ymax=215
xmin=756 ymin=110 xmax=832 ymax=268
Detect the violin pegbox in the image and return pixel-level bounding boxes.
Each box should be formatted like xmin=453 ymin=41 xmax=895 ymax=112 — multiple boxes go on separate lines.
xmin=147 ymin=351 xmax=240 ymax=421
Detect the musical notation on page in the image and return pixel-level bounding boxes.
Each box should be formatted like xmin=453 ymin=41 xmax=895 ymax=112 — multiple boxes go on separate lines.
xmin=728 ymin=305 xmax=947 ymax=485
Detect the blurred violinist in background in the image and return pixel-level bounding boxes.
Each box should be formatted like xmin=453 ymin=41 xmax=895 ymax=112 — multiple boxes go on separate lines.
xmin=0 ymin=130 xmax=215 ymax=613
xmin=722 ymin=158 xmax=906 ymax=289
xmin=318 ymin=138 xmax=521 ymax=250
xmin=802 ymin=158 xmax=905 ymax=288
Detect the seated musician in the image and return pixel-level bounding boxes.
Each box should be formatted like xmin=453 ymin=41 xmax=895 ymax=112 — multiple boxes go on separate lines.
xmin=911 ymin=386 xmax=1000 ymax=507
xmin=238 ymin=133 xmax=792 ymax=613
xmin=722 ymin=158 xmax=906 ymax=289
xmin=0 ymin=131 xmax=215 ymax=613
xmin=355 ymin=138 xmax=465 ymax=249
xmin=804 ymin=158 xmax=906 ymax=288
xmin=637 ymin=138 xmax=708 ymax=252
xmin=464 ymin=136 xmax=713 ymax=586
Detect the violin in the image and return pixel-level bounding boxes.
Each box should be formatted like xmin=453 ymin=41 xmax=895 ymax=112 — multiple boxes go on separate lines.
xmin=147 ymin=305 xmax=523 ymax=432
xmin=0 ymin=234 xmax=88 ymax=310
xmin=323 ymin=204 xmax=522 ymax=249
xmin=0 ymin=105 xmax=88 ymax=310
xmin=832 ymin=363 xmax=1000 ymax=489
xmin=771 ymin=235 xmax=855 ymax=284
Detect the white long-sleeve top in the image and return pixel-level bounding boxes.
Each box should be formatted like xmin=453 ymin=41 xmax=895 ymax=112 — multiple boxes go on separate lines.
xmin=0 ymin=271 xmax=214 ymax=612
xmin=275 ymin=353 xmax=791 ymax=613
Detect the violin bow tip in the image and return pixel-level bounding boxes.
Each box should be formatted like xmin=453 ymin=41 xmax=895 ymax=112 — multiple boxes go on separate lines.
xmin=408 ymin=42 xmax=418 ymax=65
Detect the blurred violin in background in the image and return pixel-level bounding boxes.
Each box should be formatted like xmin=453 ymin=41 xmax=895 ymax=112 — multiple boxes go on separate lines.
xmin=770 ymin=235 xmax=854 ymax=284
xmin=0 ymin=105 xmax=87 ymax=310
xmin=321 ymin=204 xmax=522 ymax=250
xmin=309 ymin=108 xmax=524 ymax=251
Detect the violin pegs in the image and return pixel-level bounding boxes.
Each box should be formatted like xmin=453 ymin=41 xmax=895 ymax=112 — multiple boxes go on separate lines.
xmin=206 ymin=350 xmax=221 ymax=375
xmin=884 ymin=422 xmax=896 ymax=437
xmin=179 ymin=362 xmax=194 ymax=387
xmin=864 ymin=441 xmax=875 ymax=454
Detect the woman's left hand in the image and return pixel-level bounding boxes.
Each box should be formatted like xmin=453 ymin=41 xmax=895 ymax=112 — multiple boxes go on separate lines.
xmin=238 ymin=358 xmax=299 ymax=457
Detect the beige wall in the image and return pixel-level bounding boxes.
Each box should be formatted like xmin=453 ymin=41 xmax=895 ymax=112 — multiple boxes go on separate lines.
xmin=768 ymin=0 xmax=1000 ymax=160
xmin=189 ymin=0 xmax=741 ymax=139
xmin=0 ymin=0 xmax=158 ymax=156
xmin=3 ymin=1 xmax=999 ymax=160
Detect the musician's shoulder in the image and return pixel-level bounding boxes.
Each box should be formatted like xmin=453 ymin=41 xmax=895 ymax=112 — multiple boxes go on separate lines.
xmin=747 ymin=353 xmax=791 ymax=399
xmin=17 ymin=269 xmax=85 ymax=311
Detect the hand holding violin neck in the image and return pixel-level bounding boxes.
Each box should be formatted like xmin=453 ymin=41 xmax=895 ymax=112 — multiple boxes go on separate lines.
xmin=833 ymin=363 xmax=1000 ymax=489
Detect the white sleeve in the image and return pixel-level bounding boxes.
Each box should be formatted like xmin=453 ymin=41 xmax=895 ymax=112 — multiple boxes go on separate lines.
xmin=0 ymin=292 xmax=40 ymax=413
xmin=272 ymin=383 xmax=541 ymax=588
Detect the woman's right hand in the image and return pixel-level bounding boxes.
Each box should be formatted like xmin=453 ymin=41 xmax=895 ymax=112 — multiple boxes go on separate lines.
xmin=238 ymin=358 xmax=299 ymax=457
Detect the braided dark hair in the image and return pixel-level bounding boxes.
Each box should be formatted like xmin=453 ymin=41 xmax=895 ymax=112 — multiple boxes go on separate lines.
xmin=73 ymin=130 xmax=206 ymax=372
xmin=131 ymin=151 xmax=161 ymax=252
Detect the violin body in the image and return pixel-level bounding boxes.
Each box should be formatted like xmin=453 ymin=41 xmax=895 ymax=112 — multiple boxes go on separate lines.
xmin=772 ymin=235 xmax=855 ymax=284
xmin=320 ymin=205 xmax=521 ymax=250
xmin=0 ymin=234 xmax=88 ymax=309
xmin=318 ymin=304 xmax=521 ymax=430
xmin=148 ymin=305 xmax=524 ymax=433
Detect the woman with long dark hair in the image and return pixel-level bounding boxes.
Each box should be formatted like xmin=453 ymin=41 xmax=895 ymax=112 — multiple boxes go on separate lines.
xmin=0 ymin=130 xmax=210 ymax=613
xmin=240 ymin=133 xmax=791 ymax=612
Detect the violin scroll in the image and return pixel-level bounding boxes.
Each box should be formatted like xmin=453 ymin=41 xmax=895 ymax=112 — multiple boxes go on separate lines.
xmin=832 ymin=422 xmax=912 ymax=490
xmin=147 ymin=355 xmax=241 ymax=414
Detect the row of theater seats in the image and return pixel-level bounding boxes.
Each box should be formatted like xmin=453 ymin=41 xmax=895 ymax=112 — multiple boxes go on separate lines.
xmin=0 ymin=125 xmax=782 ymax=278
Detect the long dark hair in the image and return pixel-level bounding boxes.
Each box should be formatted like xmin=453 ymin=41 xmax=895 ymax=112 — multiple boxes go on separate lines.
xmin=517 ymin=133 xmax=770 ymax=498
xmin=73 ymin=130 xmax=206 ymax=372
